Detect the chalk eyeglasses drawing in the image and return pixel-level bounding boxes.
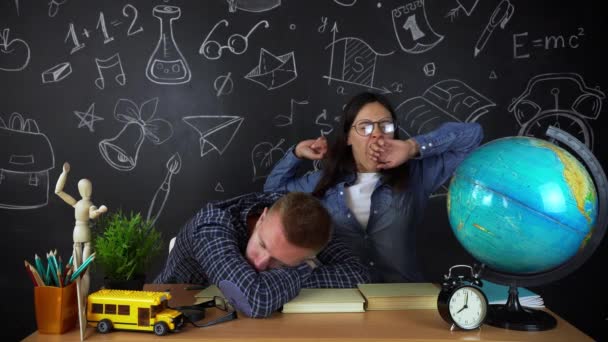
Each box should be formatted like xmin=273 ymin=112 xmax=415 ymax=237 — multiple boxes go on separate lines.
xmin=199 ymin=20 xmax=269 ymax=60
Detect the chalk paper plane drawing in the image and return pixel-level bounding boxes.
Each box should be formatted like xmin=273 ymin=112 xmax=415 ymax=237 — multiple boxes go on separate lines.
xmin=274 ymin=99 xmax=309 ymax=127
xmin=445 ymin=0 xmax=479 ymax=22
xmin=252 ymin=138 xmax=285 ymax=181
xmin=94 ymin=53 xmax=126 ymax=90
xmin=226 ymin=0 xmax=281 ymax=13
xmin=392 ymin=0 xmax=444 ymax=54
xmin=473 ymin=0 xmax=514 ymax=57
xmin=508 ymin=72 xmax=605 ymax=150
xmin=245 ymin=48 xmax=297 ymax=90
xmin=323 ymin=23 xmax=394 ymax=94
xmin=0 ymin=28 xmax=31 ymax=71
xmin=199 ymin=19 xmax=269 ymax=60
xmin=182 ymin=115 xmax=244 ymax=158
xmin=41 ymin=62 xmax=72 ymax=83
xmin=0 ymin=112 xmax=55 ymax=209
xmin=99 ymin=97 xmax=173 ymax=171
xmin=48 ymin=0 xmax=67 ymax=17
xmin=146 ymin=152 xmax=181 ymax=227
xmin=74 ymin=103 xmax=104 ymax=133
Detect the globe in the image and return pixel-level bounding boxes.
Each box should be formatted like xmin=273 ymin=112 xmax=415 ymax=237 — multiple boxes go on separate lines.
xmin=447 ymin=136 xmax=598 ymax=275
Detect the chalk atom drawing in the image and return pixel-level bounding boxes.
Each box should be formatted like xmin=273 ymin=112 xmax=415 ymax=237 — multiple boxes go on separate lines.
xmin=183 ymin=116 xmax=244 ymax=157
xmin=73 ymin=103 xmax=104 ymax=133
xmin=245 ymin=48 xmax=297 ymax=90
xmin=392 ymin=0 xmax=444 ymax=54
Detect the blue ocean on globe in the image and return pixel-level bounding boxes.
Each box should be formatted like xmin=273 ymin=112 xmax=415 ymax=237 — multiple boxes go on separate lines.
xmin=447 ymin=136 xmax=597 ymax=274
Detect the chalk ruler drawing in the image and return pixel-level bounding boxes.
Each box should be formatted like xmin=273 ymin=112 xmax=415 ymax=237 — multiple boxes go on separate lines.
xmin=99 ymin=98 xmax=173 ymax=171
xmin=146 ymin=5 xmax=191 ymax=85
xmin=199 ymin=20 xmax=269 ymax=60
xmin=508 ymin=73 xmax=605 ymax=150
xmin=274 ymin=99 xmax=309 ymax=127
xmin=146 ymin=152 xmax=181 ymax=227
xmin=0 ymin=112 xmax=55 ymax=209
xmin=324 ymin=23 xmax=393 ymax=94
xmin=226 ymin=0 xmax=281 ymax=13
xmin=474 ymin=0 xmax=514 ymax=57
xmin=252 ymin=138 xmax=285 ymax=181
xmin=0 ymin=28 xmax=30 ymax=71
xmin=182 ymin=116 xmax=244 ymax=157
xmin=73 ymin=103 xmax=104 ymax=132
xmin=245 ymin=48 xmax=297 ymax=90
xmin=94 ymin=53 xmax=126 ymax=90
xmin=392 ymin=0 xmax=444 ymax=54
xmin=445 ymin=0 xmax=479 ymax=21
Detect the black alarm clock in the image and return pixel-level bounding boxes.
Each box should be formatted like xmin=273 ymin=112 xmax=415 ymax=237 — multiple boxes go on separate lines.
xmin=437 ymin=265 xmax=488 ymax=330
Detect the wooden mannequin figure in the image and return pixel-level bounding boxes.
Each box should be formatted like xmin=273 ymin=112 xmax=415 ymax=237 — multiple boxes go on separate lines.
xmin=55 ymin=162 xmax=107 ymax=340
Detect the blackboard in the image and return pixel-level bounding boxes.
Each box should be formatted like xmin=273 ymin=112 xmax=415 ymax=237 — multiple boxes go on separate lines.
xmin=1 ymin=0 xmax=606 ymax=339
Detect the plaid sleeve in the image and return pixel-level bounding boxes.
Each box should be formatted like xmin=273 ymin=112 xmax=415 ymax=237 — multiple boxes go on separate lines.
xmin=302 ymin=236 xmax=371 ymax=288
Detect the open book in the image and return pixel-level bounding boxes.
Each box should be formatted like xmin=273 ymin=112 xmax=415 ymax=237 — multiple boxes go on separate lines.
xmin=281 ymin=288 xmax=366 ymax=313
xmin=482 ymin=280 xmax=544 ymax=308
xmin=357 ymin=283 xmax=440 ymax=310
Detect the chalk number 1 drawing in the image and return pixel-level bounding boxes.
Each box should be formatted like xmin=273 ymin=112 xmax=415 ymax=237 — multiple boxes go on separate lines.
xmin=392 ymin=0 xmax=444 ymax=54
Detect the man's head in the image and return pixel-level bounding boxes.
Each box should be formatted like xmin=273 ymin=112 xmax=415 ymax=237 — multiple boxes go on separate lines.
xmin=245 ymin=192 xmax=331 ymax=271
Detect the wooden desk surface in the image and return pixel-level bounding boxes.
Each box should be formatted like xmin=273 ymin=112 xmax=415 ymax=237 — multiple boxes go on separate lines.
xmin=23 ymin=284 xmax=592 ymax=342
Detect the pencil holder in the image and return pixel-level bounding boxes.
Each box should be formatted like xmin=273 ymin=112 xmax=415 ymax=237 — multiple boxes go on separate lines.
xmin=34 ymin=281 xmax=78 ymax=334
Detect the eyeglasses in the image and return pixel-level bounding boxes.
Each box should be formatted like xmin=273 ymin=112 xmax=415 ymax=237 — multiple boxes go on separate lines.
xmin=181 ymin=296 xmax=238 ymax=328
xmin=352 ymin=119 xmax=395 ymax=136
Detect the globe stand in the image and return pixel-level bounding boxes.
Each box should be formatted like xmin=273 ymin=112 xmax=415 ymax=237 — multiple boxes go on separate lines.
xmin=485 ymin=286 xmax=556 ymax=331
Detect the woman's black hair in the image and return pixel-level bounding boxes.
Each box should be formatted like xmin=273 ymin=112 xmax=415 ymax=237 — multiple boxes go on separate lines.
xmin=312 ymin=92 xmax=409 ymax=197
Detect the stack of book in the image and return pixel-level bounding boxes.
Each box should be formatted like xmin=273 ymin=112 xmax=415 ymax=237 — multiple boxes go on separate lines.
xmin=357 ymin=283 xmax=440 ymax=310
xmin=282 ymin=288 xmax=366 ymax=313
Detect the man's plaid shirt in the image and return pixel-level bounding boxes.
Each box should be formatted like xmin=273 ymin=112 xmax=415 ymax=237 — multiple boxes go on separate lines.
xmin=154 ymin=192 xmax=370 ymax=317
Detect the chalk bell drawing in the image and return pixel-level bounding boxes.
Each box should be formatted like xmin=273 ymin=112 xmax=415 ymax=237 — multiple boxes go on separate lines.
xmin=225 ymin=0 xmax=281 ymax=13
xmin=182 ymin=115 xmax=244 ymax=158
xmin=0 ymin=112 xmax=55 ymax=209
xmin=392 ymin=0 xmax=444 ymax=54
xmin=99 ymin=98 xmax=173 ymax=171
xmin=245 ymin=48 xmax=297 ymax=90
xmin=146 ymin=5 xmax=191 ymax=85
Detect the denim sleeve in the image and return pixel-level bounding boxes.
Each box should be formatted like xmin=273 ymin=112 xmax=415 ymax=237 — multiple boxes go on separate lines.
xmin=263 ymin=147 xmax=322 ymax=193
xmin=411 ymin=122 xmax=484 ymax=196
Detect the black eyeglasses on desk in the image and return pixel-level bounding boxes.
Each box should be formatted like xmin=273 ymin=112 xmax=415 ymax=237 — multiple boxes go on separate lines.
xmin=175 ymin=296 xmax=238 ymax=328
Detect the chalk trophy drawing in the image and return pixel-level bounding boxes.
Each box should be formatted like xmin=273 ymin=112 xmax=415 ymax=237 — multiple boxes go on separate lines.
xmin=0 ymin=28 xmax=30 ymax=71
xmin=474 ymin=0 xmax=514 ymax=57
xmin=55 ymin=162 xmax=107 ymax=341
xmin=94 ymin=53 xmax=126 ymax=90
xmin=214 ymin=72 xmax=234 ymax=97
xmin=146 ymin=5 xmax=191 ymax=85
xmin=445 ymin=0 xmax=479 ymax=22
xmin=146 ymin=152 xmax=181 ymax=227
xmin=245 ymin=48 xmax=297 ymax=90
xmin=199 ymin=20 xmax=269 ymax=60
xmin=215 ymin=182 xmax=225 ymax=192
xmin=182 ymin=116 xmax=244 ymax=157
xmin=252 ymin=138 xmax=285 ymax=181
xmin=396 ymin=79 xmax=495 ymax=198
xmin=508 ymin=73 xmax=605 ymax=150
xmin=392 ymin=0 xmax=444 ymax=54
xmin=41 ymin=62 xmax=72 ymax=83
xmin=74 ymin=103 xmax=104 ymax=133
xmin=0 ymin=112 xmax=55 ymax=209
xmin=324 ymin=23 xmax=394 ymax=94
xmin=99 ymin=98 xmax=173 ymax=171
xmin=274 ymin=99 xmax=309 ymax=127
xmin=315 ymin=109 xmax=335 ymax=136
xmin=334 ymin=0 xmax=357 ymax=6
xmin=48 ymin=0 xmax=67 ymax=17
xmin=226 ymin=0 xmax=281 ymax=13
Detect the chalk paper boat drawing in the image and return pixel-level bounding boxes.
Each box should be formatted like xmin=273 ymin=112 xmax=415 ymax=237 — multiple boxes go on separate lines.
xmin=245 ymin=48 xmax=297 ymax=90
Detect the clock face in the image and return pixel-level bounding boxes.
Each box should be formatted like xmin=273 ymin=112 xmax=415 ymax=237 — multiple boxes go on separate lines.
xmin=448 ymin=286 xmax=487 ymax=330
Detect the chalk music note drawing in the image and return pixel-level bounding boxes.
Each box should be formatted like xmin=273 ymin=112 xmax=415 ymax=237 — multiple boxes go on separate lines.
xmin=94 ymin=53 xmax=126 ymax=90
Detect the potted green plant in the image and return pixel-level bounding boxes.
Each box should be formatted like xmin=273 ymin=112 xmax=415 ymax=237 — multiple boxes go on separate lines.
xmin=93 ymin=210 xmax=163 ymax=290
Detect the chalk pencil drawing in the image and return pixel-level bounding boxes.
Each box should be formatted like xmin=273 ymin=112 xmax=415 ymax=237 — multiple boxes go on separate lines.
xmin=41 ymin=62 xmax=72 ymax=83
xmin=99 ymin=98 xmax=173 ymax=171
xmin=146 ymin=5 xmax=191 ymax=85
xmin=508 ymin=72 xmax=605 ymax=150
xmin=252 ymin=138 xmax=285 ymax=181
xmin=245 ymin=48 xmax=297 ymax=90
xmin=474 ymin=0 xmax=514 ymax=57
xmin=0 ymin=112 xmax=55 ymax=209
xmin=94 ymin=53 xmax=126 ymax=90
xmin=392 ymin=0 xmax=444 ymax=54
xmin=73 ymin=103 xmax=104 ymax=133
xmin=199 ymin=20 xmax=269 ymax=60
xmin=146 ymin=152 xmax=181 ymax=227
xmin=0 ymin=28 xmax=30 ymax=71
xmin=323 ymin=23 xmax=393 ymax=94
xmin=226 ymin=0 xmax=281 ymax=13
xmin=445 ymin=0 xmax=479 ymax=22
xmin=182 ymin=115 xmax=244 ymax=158
xmin=274 ymin=99 xmax=309 ymax=127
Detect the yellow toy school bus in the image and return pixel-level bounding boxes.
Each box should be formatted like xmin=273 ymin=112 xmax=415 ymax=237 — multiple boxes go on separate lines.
xmin=87 ymin=289 xmax=184 ymax=336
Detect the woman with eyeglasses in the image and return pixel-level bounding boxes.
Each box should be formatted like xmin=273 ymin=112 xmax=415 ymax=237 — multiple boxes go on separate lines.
xmin=264 ymin=92 xmax=483 ymax=283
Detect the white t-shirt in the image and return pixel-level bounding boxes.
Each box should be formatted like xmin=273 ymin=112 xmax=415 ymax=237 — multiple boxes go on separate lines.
xmin=345 ymin=172 xmax=380 ymax=229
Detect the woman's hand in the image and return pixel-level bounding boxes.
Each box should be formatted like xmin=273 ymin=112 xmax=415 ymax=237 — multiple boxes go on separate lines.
xmin=368 ymin=137 xmax=419 ymax=169
xmin=295 ymin=136 xmax=328 ymax=160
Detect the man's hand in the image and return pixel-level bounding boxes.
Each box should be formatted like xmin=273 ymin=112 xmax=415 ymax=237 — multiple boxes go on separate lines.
xmin=294 ymin=136 xmax=328 ymax=160
xmin=368 ymin=138 xmax=419 ymax=170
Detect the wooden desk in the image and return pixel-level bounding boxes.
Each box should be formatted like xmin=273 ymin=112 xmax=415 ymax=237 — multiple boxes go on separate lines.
xmin=23 ymin=284 xmax=592 ymax=342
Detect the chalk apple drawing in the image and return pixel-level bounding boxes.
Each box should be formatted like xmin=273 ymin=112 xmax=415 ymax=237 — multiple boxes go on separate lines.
xmin=252 ymin=138 xmax=285 ymax=180
xmin=0 ymin=28 xmax=30 ymax=71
